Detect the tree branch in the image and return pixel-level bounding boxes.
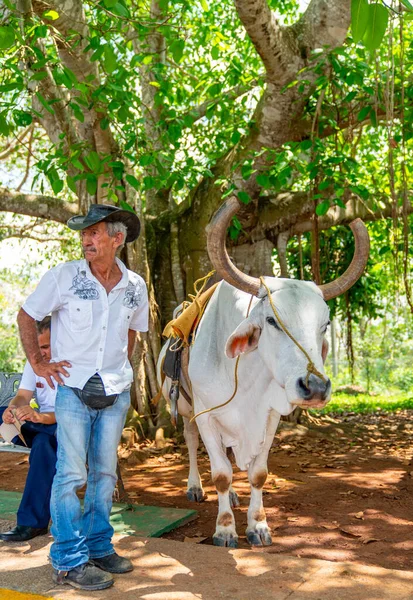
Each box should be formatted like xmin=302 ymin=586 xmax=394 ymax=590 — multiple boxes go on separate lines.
xmin=0 ymin=188 xmax=77 ymax=223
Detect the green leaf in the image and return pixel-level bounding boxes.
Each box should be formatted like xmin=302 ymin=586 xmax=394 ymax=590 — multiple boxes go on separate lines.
xmin=86 ymin=175 xmax=97 ymax=195
xmin=0 ymin=26 xmax=15 ymax=50
xmin=200 ymin=0 xmax=209 ymax=10
xmin=211 ymin=46 xmax=219 ymax=60
xmin=111 ymin=2 xmax=130 ymax=17
xmin=84 ymin=151 xmax=101 ymax=173
xmin=126 ymin=174 xmax=140 ymax=191
xmin=300 ymin=139 xmax=313 ymax=151
xmin=103 ymin=0 xmax=118 ymax=7
xmin=400 ymin=0 xmax=413 ymax=10
xmin=351 ymin=0 xmax=369 ymax=43
xmin=71 ymin=158 xmax=84 ymax=172
xmin=238 ymin=190 xmax=251 ymax=204
xmin=13 ymin=111 xmax=32 ymax=127
xmin=363 ymin=3 xmax=389 ymax=51
xmin=231 ymin=130 xmax=241 ymax=144
xmin=66 ymin=176 xmax=77 ymax=193
xmin=316 ymin=200 xmax=330 ymax=216
xmin=35 ymin=92 xmax=55 ymax=115
xmin=170 ymin=39 xmax=185 ymax=63
xmin=357 ymin=105 xmax=371 ymax=121
xmin=43 ymin=9 xmax=59 ymax=20
xmin=51 ymin=178 xmax=64 ymax=194
xmin=0 ymin=114 xmax=10 ymax=136
xmin=103 ymin=45 xmax=117 ymax=74
xmin=120 ymin=200 xmax=135 ymax=212
xmin=256 ymin=174 xmax=270 ymax=188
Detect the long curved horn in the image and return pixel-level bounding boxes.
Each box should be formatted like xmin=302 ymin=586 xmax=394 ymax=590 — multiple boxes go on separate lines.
xmin=319 ymin=218 xmax=370 ymax=300
xmin=206 ymin=196 xmax=261 ymax=296
xmin=207 ymin=196 xmax=370 ymax=300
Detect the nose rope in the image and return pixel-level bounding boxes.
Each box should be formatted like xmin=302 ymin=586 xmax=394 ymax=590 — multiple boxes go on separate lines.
xmin=259 ymin=277 xmax=327 ymax=387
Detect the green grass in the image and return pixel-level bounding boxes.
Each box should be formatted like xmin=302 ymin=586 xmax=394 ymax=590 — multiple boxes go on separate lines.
xmin=318 ymin=392 xmax=413 ymax=415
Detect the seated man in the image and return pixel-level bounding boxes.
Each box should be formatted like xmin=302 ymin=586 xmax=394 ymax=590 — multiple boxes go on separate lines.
xmin=0 ymin=316 xmax=57 ymax=542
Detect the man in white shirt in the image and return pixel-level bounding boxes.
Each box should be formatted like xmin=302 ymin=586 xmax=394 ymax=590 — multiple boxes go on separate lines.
xmin=0 ymin=317 xmax=57 ymax=542
xmin=17 ymin=205 xmax=148 ymax=592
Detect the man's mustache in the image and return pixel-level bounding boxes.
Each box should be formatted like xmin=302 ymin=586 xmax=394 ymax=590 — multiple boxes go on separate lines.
xmin=82 ymin=247 xmax=97 ymax=256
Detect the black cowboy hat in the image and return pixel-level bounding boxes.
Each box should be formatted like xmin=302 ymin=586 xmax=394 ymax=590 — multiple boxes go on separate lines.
xmin=67 ymin=204 xmax=140 ymax=243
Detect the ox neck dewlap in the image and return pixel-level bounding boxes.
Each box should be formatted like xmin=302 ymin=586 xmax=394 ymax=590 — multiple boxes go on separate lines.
xmin=259 ymin=277 xmax=326 ymax=386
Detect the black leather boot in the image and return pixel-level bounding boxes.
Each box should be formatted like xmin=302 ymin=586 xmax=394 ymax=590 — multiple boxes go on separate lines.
xmin=0 ymin=525 xmax=48 ymax=542
xmin=52 ymin=562 xmax=114 ymax=590
xmin=90 ymin=552 xmax=134 ymax=573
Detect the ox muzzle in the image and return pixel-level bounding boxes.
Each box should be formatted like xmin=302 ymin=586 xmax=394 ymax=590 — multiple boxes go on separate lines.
xmin=293 ymin=373 xmax=331 ymax=409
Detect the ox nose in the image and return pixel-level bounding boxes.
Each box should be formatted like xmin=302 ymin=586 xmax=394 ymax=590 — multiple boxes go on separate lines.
xmin=296 ymin=373 xmax=331 ymax=401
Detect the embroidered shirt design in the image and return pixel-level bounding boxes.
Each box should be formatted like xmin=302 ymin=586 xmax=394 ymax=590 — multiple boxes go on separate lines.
xmin=123 ymin=280 xmax=143 ymax=309
xmin=69 ymin=268 xmax=99 ymax=300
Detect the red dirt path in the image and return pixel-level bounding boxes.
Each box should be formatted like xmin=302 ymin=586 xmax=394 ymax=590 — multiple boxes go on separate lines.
xmin=1 ymin=410 xmax=412 ymax=571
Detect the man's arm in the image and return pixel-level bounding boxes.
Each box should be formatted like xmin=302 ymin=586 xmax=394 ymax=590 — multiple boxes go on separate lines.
xmin=14 ymin=406 xmax=56 ymax=425
xmin=128 ymin=329 xmax=137 ymax=361
xmin=1 ymin=390 xmax=32 ymax=424
xmin=17 ymin=308 xmax=72 ymax=389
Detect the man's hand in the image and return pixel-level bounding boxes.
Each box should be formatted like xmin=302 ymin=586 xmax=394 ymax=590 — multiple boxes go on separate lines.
xmin=14 ymin=406 xmax=42 ymax=423
xmin=1 ymin=406 xmax=15 ymax=424
xmin=32 ymin=360 xmax=72 ymax=389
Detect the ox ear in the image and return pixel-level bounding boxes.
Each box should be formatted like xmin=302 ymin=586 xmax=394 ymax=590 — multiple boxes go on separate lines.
xmin=225 ymin=319 xmax=262 ymax=359
xmin=322 ymin=338 xmax=329 ymax=364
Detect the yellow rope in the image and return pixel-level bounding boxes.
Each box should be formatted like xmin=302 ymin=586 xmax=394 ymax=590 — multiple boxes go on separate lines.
xmin=259 ymin=277 xmax=326 ymax=385
xmin=190 ymin=295 xmax=254 ymax=423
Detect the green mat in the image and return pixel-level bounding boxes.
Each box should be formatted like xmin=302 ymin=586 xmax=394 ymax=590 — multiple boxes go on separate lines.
xmin=0 ymin=490 xmax=196 ymax=537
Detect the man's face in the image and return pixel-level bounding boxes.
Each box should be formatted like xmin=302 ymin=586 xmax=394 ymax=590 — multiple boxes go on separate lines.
xmin=80 ymin=222 xmax=122 ymax=263
xmin=38 ymin=330 xmax=51 ymax=362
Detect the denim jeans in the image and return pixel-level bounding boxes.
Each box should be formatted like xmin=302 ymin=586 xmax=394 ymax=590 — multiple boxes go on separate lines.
xmin=49 ymin=385 xmax=130 ymax=571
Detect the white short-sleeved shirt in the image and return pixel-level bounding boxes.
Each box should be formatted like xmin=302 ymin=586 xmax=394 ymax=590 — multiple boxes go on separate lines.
xmin=19 ymin=361 xmax=57 ymax=413
xmin=22 ymin=257 xmax=149 ymax=395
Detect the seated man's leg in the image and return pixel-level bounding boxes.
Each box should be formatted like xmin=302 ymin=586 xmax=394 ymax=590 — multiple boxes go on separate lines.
xmin=17 ymin=431 xmax=57 ymax=529
xmin=50 ymin=386 xmax=91 ymax=571
xmin=83 ymin=390 xmax=130 ymax=560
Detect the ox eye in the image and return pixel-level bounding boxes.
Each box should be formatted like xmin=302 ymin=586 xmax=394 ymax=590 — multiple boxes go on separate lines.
xmin=321 ymin=320 xmax=331 ymax=333
xmin=266 ymin=316 xmax=281 ymax=330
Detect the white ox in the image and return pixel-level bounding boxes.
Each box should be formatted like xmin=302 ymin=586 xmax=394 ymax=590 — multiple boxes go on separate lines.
xmin=158 ymin=197 xmax=369 ymax=548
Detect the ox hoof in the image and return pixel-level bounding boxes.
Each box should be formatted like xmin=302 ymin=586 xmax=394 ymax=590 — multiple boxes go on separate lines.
xmin=186 ymin=486 xmax=206 ymax=503
xmin=246 ymin=527 xmax=272 ymax=547
xmin=229 ymin=490 xmax=240 ymax=508
xmin=213 ymin=531 xmax=238 ymax=548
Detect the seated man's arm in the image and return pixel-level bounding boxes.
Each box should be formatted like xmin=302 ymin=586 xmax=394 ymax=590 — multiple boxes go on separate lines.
xmin=2 ymin=390 xmax=33 ymax=424
xmin=14 ymin=406 xmax=56 ymax=425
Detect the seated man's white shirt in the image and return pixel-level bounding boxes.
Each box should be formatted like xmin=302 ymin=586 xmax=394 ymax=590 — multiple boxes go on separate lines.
xmin=22 ymin=257 xmax=149 ymax=395
xmin=20 ymin=361 xmax=57 ymax=413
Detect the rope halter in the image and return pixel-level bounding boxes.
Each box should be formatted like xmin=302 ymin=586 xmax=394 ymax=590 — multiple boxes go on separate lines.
xmin=259 ymin=277 xmax=327 ymax=387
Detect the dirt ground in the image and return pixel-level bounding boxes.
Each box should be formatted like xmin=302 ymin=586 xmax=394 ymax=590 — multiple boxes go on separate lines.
xmin=1 ymin=410 xmax=412 ymax=572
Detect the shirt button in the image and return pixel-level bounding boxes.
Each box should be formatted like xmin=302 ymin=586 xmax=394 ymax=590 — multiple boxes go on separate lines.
xmin=103 ymin=327 xmax=106 ymax=330
xmin=99 ymin=348 xmax=103 ymax=351
xmin=77 ymin=308 xmax=80 ymax=311
xmin=127 ymin=316 xmax=130 ymax=320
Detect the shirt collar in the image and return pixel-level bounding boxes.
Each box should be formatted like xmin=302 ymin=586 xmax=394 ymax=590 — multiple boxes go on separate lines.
xmin=82 ymin=257 xmax=129 ymax=291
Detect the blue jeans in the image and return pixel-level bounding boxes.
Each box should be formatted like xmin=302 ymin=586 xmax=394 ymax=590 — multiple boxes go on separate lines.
xmin=49 ymin=385 xmax=130 ymax=571
xmin=0 ymin=407 xmax=57 ymax=528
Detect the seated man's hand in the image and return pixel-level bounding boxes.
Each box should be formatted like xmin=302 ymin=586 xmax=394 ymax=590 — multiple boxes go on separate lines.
xmin=2 ymin=406 xmax=15 ymax=424
xmin=32 ymin=359 xmax=72 ymax=389
xmin=14 ymin=406 xmax=42 ymax=424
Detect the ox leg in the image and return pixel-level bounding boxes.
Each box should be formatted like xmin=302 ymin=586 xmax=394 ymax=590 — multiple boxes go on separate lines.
xmin=246 ymin=411 xmax=281 ymax=547
xmin=183 ymin=416 xmax=205 ymax=502
xmin=210 ymin=453 xmax=238 ymax=548
xmin=229 ymin=485 xmax=240 ymax=508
